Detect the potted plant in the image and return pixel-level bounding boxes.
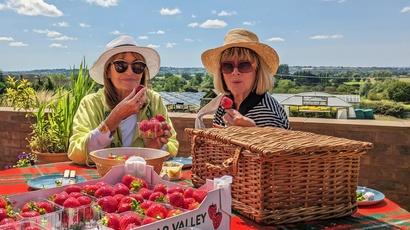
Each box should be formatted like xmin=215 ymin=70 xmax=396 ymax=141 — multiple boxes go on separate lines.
xmin=6 ymin=61 xmax=96 ymax=163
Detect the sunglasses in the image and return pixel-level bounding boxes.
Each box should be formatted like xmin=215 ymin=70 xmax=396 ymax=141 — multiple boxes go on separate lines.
xmin=220 ymin=61 xmax=254 ymax=74
xmin=111 ymin=60 xmax=146 ymax=74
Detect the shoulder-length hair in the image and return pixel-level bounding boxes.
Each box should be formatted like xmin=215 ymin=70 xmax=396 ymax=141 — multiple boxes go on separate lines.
xmin=213 ymin=47 xmax=273 ymax=95
xmin=103 ymin=52 xmax=150 ymax=110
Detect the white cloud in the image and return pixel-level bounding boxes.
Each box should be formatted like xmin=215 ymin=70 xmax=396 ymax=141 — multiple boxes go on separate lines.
xmin=401 ymin=6 xmax=410 ymax=13
xmin=200 ymin=19 xmax=227 ymax=29
xmin=184 ymin=38 xmax=194 ymax=42
xmin=160 ymin=7 xmax=181 ymax=16
xmin=110 ymin=30 xmax=122 ymax=35
xmin=188 ymin=22 xmax=199 ymax=28
xmin=217 ymin=10 xmax=237 ymax=16
xmin=52 ymin=35 xmax=77 ymax=41
xmin=1 ymin=0 xmax=63 ymax=17
xmin=138 ymin=36 xmax=148 ymax=40
xmin=86 ymin=0 xmax=118 ymax=7
xmin=147 ymin=44 xmax=160 ymax=49
xmin=166 ymin=42 xmax=177 ymax=48
xmin=33 ymin=29 xmax=62 ymax=38
xmin=148 ymin=30 xmax=165 ymax=35
xmin=191 ymin=14 xmax=196 ymax=18
xmin=49 ymin=43 xmax=67 ymax=48
xmin=53 ymin=21 xmax=69 ymax=27
xmin=9 ymin=41 xmax=28 ymax=47
xmin=266 ymin=37 xmax=285 ymax=42
xmin=243 ymin=21 xmax=255 ymax=26
xmin=79 ymin=23 xmax=91 ymax=28
xmin=0 ymin=36 xmax=14 ymax=41
xmin=309 ymin=34 xmax=343 ymax=40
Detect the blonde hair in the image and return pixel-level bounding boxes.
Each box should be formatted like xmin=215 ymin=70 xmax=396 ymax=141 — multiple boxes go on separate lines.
xmin=213 ymin=47 xmax=273 ymax=95
xmin=103 ymin=52 xmax=150 ymax=109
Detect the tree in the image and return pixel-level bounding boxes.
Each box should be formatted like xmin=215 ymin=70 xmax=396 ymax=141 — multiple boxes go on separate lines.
xmin=277 ymin=64 xmax=289 ymax=75
xmin=272 ymin=79 xmax=296 ymax=93
xmin=359 ymin=79 xmax=372 ymax=97
xmin=387 ymin=81 xmax=410 ymax=102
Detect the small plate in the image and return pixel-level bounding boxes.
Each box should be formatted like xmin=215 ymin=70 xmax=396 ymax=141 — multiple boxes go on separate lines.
xmin=27 ymin=174 xmax=86 ymax=190
xmin=356 ymin=186 xmax=385 ymax=206
xmin=166 ymin=157 xmax=192 ymax=168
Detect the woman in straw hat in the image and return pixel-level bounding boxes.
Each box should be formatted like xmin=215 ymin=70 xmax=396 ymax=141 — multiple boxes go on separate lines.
xmin=197 ymin=28 xmax=290 ymax=128
xmin=68 ymin=35 xmax=178 ymax=165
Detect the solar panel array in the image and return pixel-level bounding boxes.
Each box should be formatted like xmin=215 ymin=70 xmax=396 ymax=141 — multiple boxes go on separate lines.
xmin=159 ymin=92 xmax=206 ymax=107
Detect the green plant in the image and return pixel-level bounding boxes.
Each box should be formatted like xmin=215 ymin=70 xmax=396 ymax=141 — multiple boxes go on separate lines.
xmin=4 ymin=76 xmax=37 ymax=110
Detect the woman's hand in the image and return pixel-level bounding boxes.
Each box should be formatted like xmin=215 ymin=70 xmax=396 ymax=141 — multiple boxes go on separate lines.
xmin=105 ymin=87 xmax=146 ymax=131
xmin=142 ymin=129 xmax=172 ymax=149
xmin=222 ymin=109 xmax=256 ymax=127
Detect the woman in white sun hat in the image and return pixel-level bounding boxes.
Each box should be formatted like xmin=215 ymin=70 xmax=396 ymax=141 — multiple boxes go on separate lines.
xmin=196 ymin=28 xmax=290 ymax=129
xmin=68 ymin=35 xmax=178 ymax=165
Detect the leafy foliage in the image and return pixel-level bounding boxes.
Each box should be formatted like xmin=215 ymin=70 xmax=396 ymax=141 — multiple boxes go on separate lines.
xmin=4 ymin=76 xmax=37 ymax=110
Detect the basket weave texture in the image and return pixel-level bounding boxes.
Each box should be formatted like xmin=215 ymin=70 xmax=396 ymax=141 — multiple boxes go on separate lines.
xmin=185 ymin=126 xmax=373 ymax=224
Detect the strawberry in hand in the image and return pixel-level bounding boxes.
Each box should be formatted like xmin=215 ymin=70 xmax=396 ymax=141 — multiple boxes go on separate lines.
xmin=221 ymin=96 xmax=233 ymax=109
xmin=139 ymin=113 xmax=172 ymax=149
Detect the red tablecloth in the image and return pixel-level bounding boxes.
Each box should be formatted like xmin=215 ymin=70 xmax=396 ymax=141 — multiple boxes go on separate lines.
xmin=1 ymin=162 xmax=409 ymax=229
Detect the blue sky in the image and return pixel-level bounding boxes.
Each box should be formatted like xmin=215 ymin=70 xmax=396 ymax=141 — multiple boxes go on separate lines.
xmin=0 ymin=0 xmax=409 ymax=71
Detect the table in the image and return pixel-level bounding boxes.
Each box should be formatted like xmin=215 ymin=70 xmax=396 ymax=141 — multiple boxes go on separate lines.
xmin=1 ymin=162 xmax=409 ymax=229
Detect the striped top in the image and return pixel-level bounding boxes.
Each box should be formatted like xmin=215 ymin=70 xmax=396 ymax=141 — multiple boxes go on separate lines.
xmin=213 ymin=92 xmax=290 ymax=129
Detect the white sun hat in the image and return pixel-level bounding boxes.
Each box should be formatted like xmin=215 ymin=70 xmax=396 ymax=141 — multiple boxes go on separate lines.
xmin=89 ymin=35 xmax=160 ymax=85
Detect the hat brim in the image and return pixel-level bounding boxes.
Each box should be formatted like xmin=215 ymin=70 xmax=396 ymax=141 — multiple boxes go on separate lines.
xmin=90 ymin=45 xmax=160 ymax=85
xmin=201 ymin=42 xmax=279 ymax=77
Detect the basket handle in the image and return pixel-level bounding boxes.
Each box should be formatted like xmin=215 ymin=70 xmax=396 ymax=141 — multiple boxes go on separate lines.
xmin=206 ymin=147 xmax=242 ymax=176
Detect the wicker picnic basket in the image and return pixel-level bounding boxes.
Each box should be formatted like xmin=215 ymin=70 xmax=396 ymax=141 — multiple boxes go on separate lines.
xmin=185 ymin=126 xmax=373 ymax=224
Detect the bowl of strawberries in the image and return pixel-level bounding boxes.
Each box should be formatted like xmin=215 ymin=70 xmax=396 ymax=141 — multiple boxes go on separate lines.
xmin=90 ymin=147 xmax=170 ymax=177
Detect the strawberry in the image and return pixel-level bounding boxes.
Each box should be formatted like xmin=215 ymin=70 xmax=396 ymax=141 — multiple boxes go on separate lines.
xmin=20 ymin=211 xmax=40 ymax=218
xmin=140 ymin=200 xmax=153 ymax=211
xmin=97 ymin=196 xmax=118 ymax=213
xmin=125 ymin=223 xmax=138 ymax=230
xmin=128 ymin=194 xmax=144 ymax=204
xmin=52 ymin=191 xmax=69 ymax=206
xmin=113 ymin=183 xmax=130 ymax=195
xmin=135 ymin=85 xmax=144 ymax=93
xmin=94 ymin=185 xmax=115 ymax=198
xmin=146 ymin=204 xmax=168 ymax=220
xmin=37 ymin=201 xmax=54 ymax=213
xmin=212 ymin=212 xmax=223 ymax=229
xmin=138 ymin=188 xmax=153 ymax=200
xmin=141 ymin=216 xmax=157 ymax=225
xmin=148 ymin=192 xmax=166 ymax=202
xmin=95 ymin=181 xmax=108 ymax=187
xmin=184 ymin=198 xmax=199 ymax=210
xmin=68 ymin=192 xmax=83 ymax=199
xmin=167 ymin=192 xmax=185 ymax=208
xmin=0 ymin=217 xmax=15 ymax=225
xmin=121 ymin=175 xmax=136 ymax=189
xmin=119 ymin=213 xmax=142 ymax=230
xmin=139 ymin=120 xmax=150 ymax=132
xmin=221 ymin=96 xmax=233 ymax=109
xmin=0 ymin=197 xmax=8 ymax=209
xmin=21 ymin=202 xmax=37 ymax=213
xmin=192 ymin=190 xmax=207 ymax=203
xmin=161 ymin=122 xmax=170 ymax=131
xmin=129 ymin=178 xmax=148 ymax=192
xmin=167 ymin=209 xmax=183 ymax=217
xmin=0 ymin=208 xmax=7 ymax=221
xmin=101 ymin=213 xmax=120 ymax=230
xmin=154 ymin=114 xmax=166 ymax=122
xmin=113 ymin=194 xmax=125 ymax=203
xmin=183 ymin=187 xmax=195 ymax=198
xmin=63 ymin=197 xmax=81 ymax=208
xmin=25 ymin=227 xmax=41 ymax=230
xmin=83 ymin=184 xmax=98 ymax=196
xmin=117 ymin=202 xmax=132 ymax=213
xmin=77 ymin=196 xmax=92 ymax=205
xmin=208 ymin=203 xmax=217 ymax=219
xmin=167 ymin=186 xmax=184 ymax=194
xmin=65 ymin=185 xmax=82 ymax=194
xmin=153 ymin=184 xmax=167 ymax=195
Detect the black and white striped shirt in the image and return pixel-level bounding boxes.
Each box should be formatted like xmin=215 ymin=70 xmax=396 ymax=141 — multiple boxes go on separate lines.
xmin=213 ymin=92 xmax=290 ymax=129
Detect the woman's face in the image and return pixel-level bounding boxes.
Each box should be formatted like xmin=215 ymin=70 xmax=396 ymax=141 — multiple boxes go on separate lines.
xmin=107 ymin=52 xmax=145 ymax=94
xmin=221 ymin=56 xmax=256 ymax=97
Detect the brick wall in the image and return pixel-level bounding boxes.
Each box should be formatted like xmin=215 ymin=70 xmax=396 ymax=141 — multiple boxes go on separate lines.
xmin=1 ymin=108 xmax=409 ymax=210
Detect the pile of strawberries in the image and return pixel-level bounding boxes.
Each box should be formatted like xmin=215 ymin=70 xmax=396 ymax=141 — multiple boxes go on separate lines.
xmin=139 ymin=114 xmax=171 ymax=139
xmin=0 ymin=196 xmax=18 ymax=227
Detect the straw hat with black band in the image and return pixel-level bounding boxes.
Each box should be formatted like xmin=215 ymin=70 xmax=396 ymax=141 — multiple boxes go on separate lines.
xmin=90 ymin=35 xmax=160 ymax=85
xmin=201 ymin=28 xmax=280 ymax=77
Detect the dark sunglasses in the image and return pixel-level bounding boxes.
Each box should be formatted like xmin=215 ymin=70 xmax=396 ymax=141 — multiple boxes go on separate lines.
xmin=112 ymin=60 xmax=146 ymax=74
xmin=220 ymin=61 xmax=253 ymax=74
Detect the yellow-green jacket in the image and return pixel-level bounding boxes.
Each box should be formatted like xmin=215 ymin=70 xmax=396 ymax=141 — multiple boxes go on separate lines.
xmin=68 ymin=88 xmax=179 ymax=165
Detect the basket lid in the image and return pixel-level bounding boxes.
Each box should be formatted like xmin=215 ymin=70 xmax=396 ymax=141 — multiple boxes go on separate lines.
xmin=185 ymin=127 xmax=373 ymax=157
